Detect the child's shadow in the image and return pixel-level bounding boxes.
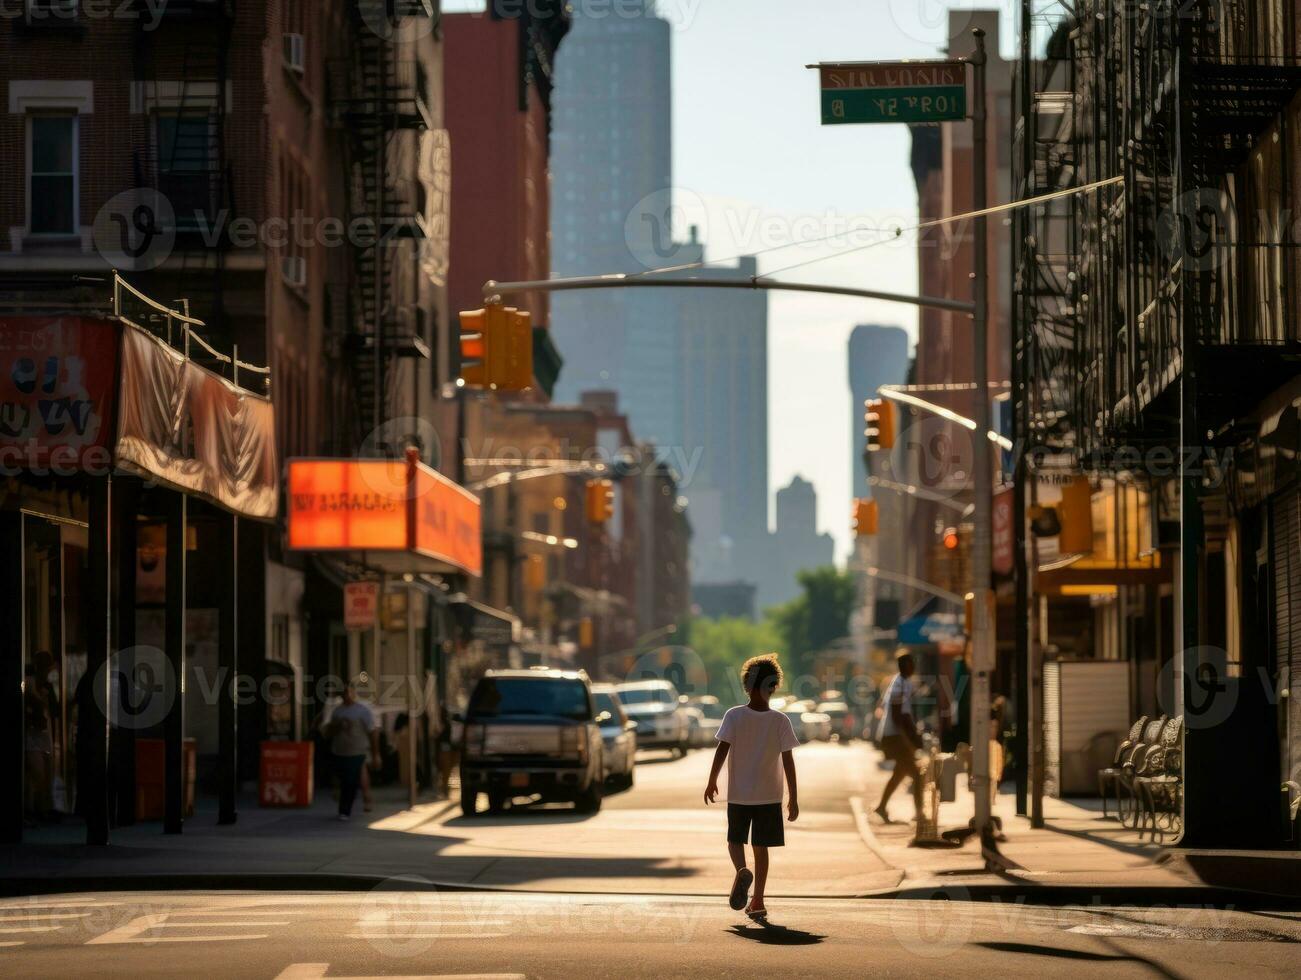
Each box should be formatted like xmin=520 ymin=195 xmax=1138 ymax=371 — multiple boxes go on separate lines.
xmin=728 ymin=920 xmax=826 ymax=946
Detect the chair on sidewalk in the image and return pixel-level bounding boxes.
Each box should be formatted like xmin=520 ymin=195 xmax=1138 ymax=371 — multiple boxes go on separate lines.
xmin=1134 ymin=716 xmax=1184 ymax=843
xmin=1097 ymin=716 xmax=1148 ymax=819
xmin=1117 ymin=716 xmax=1167 ymax=829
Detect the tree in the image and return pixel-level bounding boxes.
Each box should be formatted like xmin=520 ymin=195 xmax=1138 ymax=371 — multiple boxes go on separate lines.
xmin=767 ymin=566 xmax=856 ymax=684
xmin=680 ymin=615 xmax=781 ymax=702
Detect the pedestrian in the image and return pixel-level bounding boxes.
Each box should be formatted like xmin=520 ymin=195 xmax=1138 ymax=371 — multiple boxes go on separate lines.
xmin=435 ymin=706 xmax=458 ymax=799
xmin=321 ymin=681 xmax=379 ymax=821
xmin=703 ymin=653 xmax=799 ymax=922
xmin=873 ymin=650 xmax=924 ymax=823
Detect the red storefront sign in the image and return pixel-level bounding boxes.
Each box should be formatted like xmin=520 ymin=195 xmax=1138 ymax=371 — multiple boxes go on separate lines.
xmin=0 ymin=316 xmax=119 ymax=473
xmin=993 ymin=487 xmax=1015 ymax=576
xmin=344 ymin=581 xmax=380 ymax=630
xmin=259 ymin=741 xmax=315 ymax=807
xmin=287 ymin=455 xmax=482 ymax=578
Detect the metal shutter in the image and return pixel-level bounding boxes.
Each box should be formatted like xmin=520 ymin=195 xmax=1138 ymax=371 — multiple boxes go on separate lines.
xmin=1044 ymin=661 xmax=1061 ymax=798
xmin=1272 ymin=492 xmax=1301 ymax=792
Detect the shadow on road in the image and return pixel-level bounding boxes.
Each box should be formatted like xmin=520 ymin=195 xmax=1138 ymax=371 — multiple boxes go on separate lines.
xmin=975 ymin=940 xmax=1180 ymax=976
xmin=727 ymin=922 xmax=827 ymax=946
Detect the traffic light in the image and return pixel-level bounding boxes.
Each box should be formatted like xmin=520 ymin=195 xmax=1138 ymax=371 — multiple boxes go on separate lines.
xmin=458 ymin=301 xmax=533 ymax=391
xmin=584 ymin=479 xmax=614 ymax=524
xmin=864 ymin=398 xmax=897 ymax=452
xmin=579 ymin=617 xmax=595 ymax=649
xmin=942 ymin=527 xmax=960 ymax=550
xmin=852 ymin=498 xmax=878 ymax=536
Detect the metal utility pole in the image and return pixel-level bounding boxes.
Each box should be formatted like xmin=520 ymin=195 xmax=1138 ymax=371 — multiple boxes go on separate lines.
xmin=968 ymin=27 xmax=997 ymax=850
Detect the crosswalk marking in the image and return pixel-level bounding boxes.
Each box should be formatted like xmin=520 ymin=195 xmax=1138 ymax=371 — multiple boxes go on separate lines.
xmin=0 ymin=926 xmax=64 ymax=934
xmin=276 ymin=968 xmax=524 ymax=980
xmin=0 ymin=913 xmax=91 ymax=922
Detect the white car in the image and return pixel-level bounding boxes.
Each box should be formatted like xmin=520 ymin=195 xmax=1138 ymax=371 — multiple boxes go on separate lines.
xmin=783 ymin=700 xmax=832 ymax=742
xmin=687 ymin=695 xmax=724 ymax=746
xmin=616 ymin=680 xmax=688 ymax=756
xmin=591 ymin=684 xmax=637 ymax=791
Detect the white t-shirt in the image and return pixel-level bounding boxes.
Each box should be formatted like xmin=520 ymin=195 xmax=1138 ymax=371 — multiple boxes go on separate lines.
xmin=716 ymin=705 xmax=800 ymax=805
xmin=877 ymin=674 xmax=914 ymax=740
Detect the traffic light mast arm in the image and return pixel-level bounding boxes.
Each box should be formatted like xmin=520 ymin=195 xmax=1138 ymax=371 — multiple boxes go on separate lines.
xmin=878 ymin=385 xmax=1013 ymax=450
xmin=484 ymin=275 xmax=977 ymax=315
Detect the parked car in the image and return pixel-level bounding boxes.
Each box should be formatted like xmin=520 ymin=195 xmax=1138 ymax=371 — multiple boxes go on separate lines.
xmin=687 ymin=695 xmax=724 ymax=746
xmin=591 ymin=683 xmax=637 ymax=791
xmin=616 ymin=679 xmax=688 ymax=755
xmin=459 ymin=668 xmax=604 ymax=816
xmin=817 ymin=700 xmax=856 ymax=741
xmin=783 ymin=700 xmax=831 ymax=742
xmin=678 ymin=699 xmax=706 ymax=749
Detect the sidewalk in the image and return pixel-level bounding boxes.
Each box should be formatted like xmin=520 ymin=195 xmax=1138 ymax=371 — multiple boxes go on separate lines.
xmin=1 ymin=746 xmax=901 ymax=898
xmin=850 ymin=745 xmax=1301 ymax=901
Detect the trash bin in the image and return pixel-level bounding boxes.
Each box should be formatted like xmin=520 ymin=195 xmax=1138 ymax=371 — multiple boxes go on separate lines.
xmin=937 ymin=752 xmax=959 ymax=803
xmin=134 ymin=737 xmax=196 ymax=820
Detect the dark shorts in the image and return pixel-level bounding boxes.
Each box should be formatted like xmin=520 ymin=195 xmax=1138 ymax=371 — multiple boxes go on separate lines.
xmin=727 ymin=802 xmax=785 ymax=847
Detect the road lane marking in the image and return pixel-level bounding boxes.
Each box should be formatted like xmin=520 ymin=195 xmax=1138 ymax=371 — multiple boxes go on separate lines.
xmin=276 ymin=967 xmax=524 ymax=980
xmin=86 ymin=914 xmax=268 ymax=944
xmin=0 ymin=926 xmax=64 ymax=934
xmin=0 ymin=941 xmax=24 ymax=947
xmin=346 ymin=933 xmax=509 ymax=940
xmin=0 ymin=913 xmax=91 ymax=921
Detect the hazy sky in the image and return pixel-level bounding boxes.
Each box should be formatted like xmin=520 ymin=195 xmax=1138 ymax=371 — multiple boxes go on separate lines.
xmin=445 ymin=1 xmax=1017 ymax=560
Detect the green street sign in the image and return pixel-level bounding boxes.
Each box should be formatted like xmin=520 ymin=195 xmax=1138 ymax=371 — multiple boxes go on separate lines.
xmin=814 ymin=61 xmax=967 ymax=125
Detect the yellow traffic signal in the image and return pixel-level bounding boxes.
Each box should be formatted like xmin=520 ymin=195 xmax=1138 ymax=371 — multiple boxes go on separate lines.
xmin=852 ymin=498 xmax=878 ymax=536
xmin=579 ymin=617 xmax=595 ymax=649
xmin=458 ymin=302 xmax=533 ymax=391
xmin=865 ymin=398 xmax=897 ymax=452
xmin=525 ymin=554 xmax=546 ymax=592
xmin=584 ymin=479 xmax=614 ymax=524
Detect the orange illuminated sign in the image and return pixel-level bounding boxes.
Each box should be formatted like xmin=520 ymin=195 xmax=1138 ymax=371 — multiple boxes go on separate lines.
xmin=287 ymin=457 xmax=482 ymax=578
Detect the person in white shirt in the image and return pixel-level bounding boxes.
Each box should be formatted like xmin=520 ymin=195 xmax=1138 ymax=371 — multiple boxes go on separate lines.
xmin=321 ymin=682 xmax=380 ymax=821
xmin=704 ymin=654 xmax=800 ymax=921
xmin=874 ymin=651 xmax=923 ymax=822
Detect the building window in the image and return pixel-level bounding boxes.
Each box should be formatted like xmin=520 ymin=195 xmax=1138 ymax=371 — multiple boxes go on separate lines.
xmin=28 ymin=114 xmax=76 ymax=235
xmin=154 ymin=111 xmax=216 ymax=229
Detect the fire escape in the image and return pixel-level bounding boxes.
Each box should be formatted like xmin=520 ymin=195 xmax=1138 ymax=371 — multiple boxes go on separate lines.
xmin=330 ymin=0 xmax=437 ymax=445
xmin=131 ymin=0 xmax=235 ymax=367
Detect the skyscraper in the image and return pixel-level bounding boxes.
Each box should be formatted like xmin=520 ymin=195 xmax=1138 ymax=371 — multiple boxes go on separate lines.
xmin=848 ymin=324 xmax=910 ymax=501
xmin=757 ymin=476 xmax=836 ymax=609
xmin=549 ymin=3 xmax=677 ymax=443
xmin=550 ymin=4 xmax=770 ymax=588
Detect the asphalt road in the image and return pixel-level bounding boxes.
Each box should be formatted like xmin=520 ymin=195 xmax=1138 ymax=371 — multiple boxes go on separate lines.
xmin=2 ymin=890 xmax=1299 ymax=978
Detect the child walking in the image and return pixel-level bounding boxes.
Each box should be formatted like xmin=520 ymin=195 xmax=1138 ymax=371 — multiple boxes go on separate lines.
xmin=703 ymin=653 xmax=800 ymax=921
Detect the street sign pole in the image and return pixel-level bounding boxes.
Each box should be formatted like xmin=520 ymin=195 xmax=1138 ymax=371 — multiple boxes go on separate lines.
xmin=967 ymin=27 xmax=996 ymax=852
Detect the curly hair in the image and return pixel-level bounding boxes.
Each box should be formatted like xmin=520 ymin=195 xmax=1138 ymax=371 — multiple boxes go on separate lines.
xmin=740 ymin=653 xmax=784 ymax=694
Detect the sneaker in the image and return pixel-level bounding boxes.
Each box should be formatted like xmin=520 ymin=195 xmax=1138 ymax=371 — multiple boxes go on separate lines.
xmin=728 ymin=868 xmax=754 ymax=911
